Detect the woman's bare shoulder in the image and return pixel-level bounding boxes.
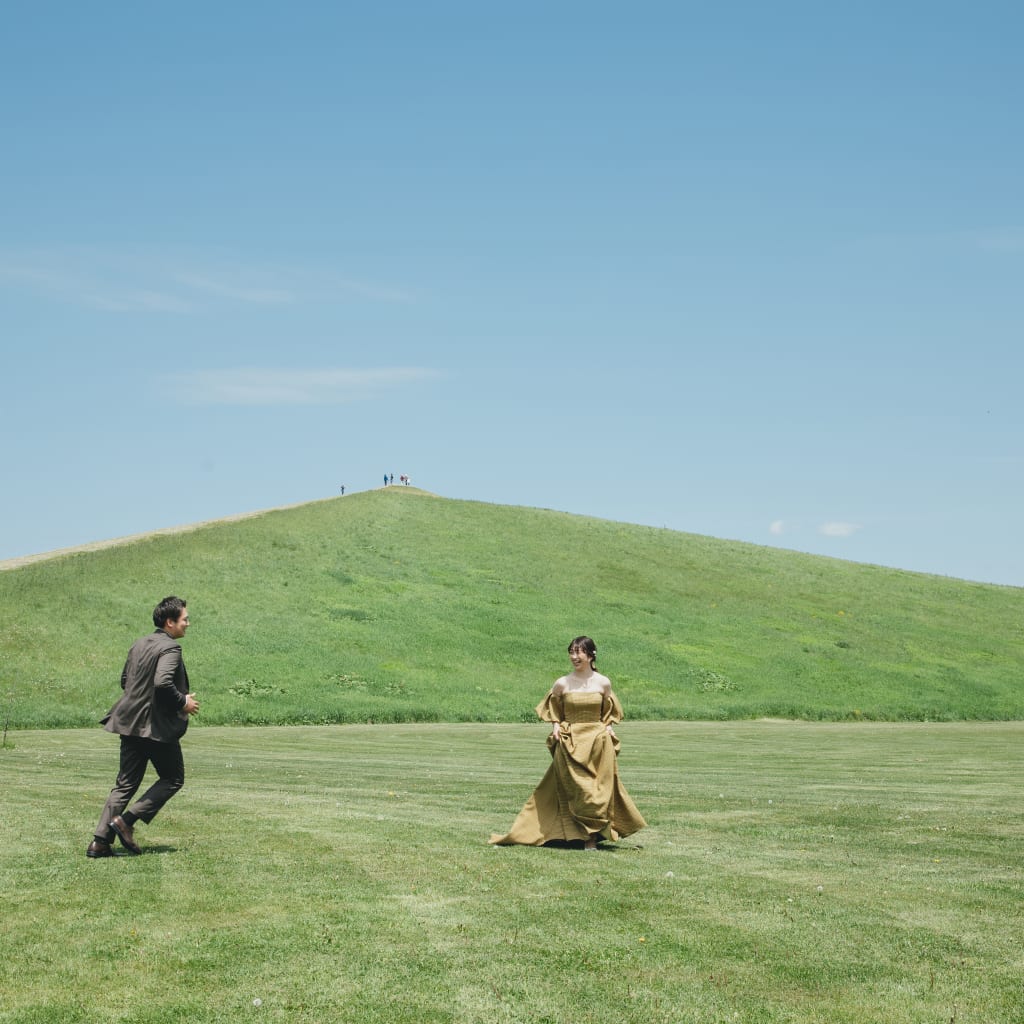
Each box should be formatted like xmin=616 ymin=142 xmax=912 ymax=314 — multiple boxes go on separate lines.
xmin=595 ymin=673 xmax=612 ymax=692
xmin=551 ymin=676 xmax=569 ymax=694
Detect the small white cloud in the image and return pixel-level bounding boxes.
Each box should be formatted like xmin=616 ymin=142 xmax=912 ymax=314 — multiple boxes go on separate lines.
xmin=818 ymin=521 xmax=862 ymax=538
xmin=769 ymin=520 xmax=785 ymax=536
xmin=172 ymin=367 xmax=441 ymax=406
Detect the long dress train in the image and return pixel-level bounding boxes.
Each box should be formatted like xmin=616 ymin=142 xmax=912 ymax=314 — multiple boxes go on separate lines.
xmin=490 ymin=689 xmax=646 ymax=846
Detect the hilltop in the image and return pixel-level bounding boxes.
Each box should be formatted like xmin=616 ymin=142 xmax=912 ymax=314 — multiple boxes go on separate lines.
xmin=1 ymin=487 xmax=1021 ymax=728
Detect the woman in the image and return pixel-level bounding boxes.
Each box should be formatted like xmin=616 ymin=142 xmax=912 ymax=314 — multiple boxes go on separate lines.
xmin=490 ymin=637 xmax=646 ymax=849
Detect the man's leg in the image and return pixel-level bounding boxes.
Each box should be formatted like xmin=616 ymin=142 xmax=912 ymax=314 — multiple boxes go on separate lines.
xmin=94 ymin=735 xmax=149 ymax=844
xmin=126 ymin=738 xmax=185 ymax=825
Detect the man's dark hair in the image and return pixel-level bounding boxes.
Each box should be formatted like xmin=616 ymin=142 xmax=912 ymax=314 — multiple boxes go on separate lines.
xmin=153 ymin=596 xmax=187 ymax=628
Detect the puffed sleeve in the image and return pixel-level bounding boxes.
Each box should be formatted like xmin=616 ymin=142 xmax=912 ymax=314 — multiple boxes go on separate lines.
xmin=601 ymin=690 xmax=625 ymax=726
xmin=535 ymin=689 xmax=564 ymax=723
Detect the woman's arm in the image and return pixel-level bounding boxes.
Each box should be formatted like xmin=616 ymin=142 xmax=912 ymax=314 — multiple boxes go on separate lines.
xmin=549 ymin=678 xmax=566 ymax=738
xmin=536 ymin=679 xmax=567 ymax=737
xmin=601 ymin=677 xmax=621 ymax=736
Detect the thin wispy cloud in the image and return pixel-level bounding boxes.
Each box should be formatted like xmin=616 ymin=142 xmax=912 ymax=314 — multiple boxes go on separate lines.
xmin=88 ymin=289 xmax=194 ymax=313
xmin=851 ymin=226 xmax=1024 ymax=261
xmin=971 ymin=227 xmax=1024 ymax=254
xmin=328 ymin=275 xmax=418 ymax=303
xmin=0 ymin=247 xmax=416 ymax=311
xmin=171 ymin=367 xmax=442 ymax=406
xmin=979 ymin=454 xmax=1024 ymax=466
xmin=769 ymin=520 xmax=785 ymax=536
xmin=0 ymin=254 xmax=193 ymax=312
xmin=0 ymin=249 xmax=194 ymax=312
xmin=0 ymin=261 xmax=71 ymax=291
xmin=819 ymin=521 xmax=862 ymax=538
xmin=172 ymin=272 xmax=295 ymax=305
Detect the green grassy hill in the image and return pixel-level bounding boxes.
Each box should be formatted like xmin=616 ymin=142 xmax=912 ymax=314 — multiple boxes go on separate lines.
xmin=2 ymin=487 xmax=1021 ymax=728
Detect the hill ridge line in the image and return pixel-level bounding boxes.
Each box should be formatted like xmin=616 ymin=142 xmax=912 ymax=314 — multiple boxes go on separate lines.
xmin=0 ymin=494 xmax=346 ymax=571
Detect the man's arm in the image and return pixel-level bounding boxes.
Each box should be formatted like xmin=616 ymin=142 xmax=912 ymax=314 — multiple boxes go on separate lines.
xmin=154 ymin=648 xmax=199 ymax=714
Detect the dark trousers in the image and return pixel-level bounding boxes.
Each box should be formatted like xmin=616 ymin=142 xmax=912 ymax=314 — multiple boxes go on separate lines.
xmin=95 ymin=735 xmax=185 ymax=840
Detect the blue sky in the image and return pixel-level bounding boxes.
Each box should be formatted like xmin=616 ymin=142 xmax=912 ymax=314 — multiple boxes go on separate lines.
xmin=2 ymin=3 xmax=1022 ymax=586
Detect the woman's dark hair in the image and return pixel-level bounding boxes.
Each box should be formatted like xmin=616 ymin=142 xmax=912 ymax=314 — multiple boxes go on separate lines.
xmin=567 ymin=636 xmax=597 ymax=668
xmin=153 ymin=595 xmax=187 ymax=628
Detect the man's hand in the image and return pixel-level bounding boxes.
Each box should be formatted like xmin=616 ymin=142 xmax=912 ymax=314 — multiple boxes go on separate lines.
xmin=184 ymin=694 xmax=200 ymax=715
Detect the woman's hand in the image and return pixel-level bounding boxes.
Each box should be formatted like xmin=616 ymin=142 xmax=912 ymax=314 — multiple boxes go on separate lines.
xmin=552 ymin=723 xmax=561 ymax=741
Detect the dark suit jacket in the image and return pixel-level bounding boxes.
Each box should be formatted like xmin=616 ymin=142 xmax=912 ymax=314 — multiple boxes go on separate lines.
xmin=102 ymin=629 xmax=190 ymax=742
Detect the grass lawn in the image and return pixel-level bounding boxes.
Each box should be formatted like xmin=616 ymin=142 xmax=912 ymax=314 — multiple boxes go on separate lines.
xmin=2 ymin=720 xmax=1021 ymax=1023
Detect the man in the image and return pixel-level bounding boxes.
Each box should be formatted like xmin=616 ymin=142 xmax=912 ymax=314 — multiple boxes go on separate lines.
xmin=87 ymin=596 xmax=199 ymax=858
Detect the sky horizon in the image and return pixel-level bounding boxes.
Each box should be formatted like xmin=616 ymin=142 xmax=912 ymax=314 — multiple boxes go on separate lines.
xmin=3 ymin=4 xmax=1022 ymax=588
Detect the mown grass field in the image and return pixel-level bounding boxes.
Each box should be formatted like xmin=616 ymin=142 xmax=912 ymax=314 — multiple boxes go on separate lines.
xmin=2 ymin=488 xmax=1022 ymax=728
xmin=2 ymin=720 xmax=1022 ymax=1024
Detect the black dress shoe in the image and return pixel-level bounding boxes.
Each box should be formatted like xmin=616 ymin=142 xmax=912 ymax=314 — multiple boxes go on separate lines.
xmin=86 ymin=839 xmax=114 ymax=858
xmin=109 ymin=815 xmax=142 ymax=855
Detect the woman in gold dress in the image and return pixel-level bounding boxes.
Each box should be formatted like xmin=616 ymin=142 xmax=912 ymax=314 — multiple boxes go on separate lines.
xmin=490 ymin=637 xmax=646 ymax=849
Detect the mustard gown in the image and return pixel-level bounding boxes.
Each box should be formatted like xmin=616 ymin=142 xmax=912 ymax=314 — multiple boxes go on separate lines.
xmin=490 ymin=688 xmax=647 ymax=846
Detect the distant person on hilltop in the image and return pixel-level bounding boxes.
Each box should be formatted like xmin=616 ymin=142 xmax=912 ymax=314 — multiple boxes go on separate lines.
xmin=340 ymin=484 xmax=345 ymax=495
xmin=490 ymin=636 xmax=646 ymax=850
xmin=87 ymin=596 xmax=200 ymax=858
xmin=384 ymin=473 xmax=389 ymax=486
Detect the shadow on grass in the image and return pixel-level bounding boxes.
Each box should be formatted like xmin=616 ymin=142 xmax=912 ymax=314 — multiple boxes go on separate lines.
xmin=503 ymin=839 xmax=644 ymax=854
